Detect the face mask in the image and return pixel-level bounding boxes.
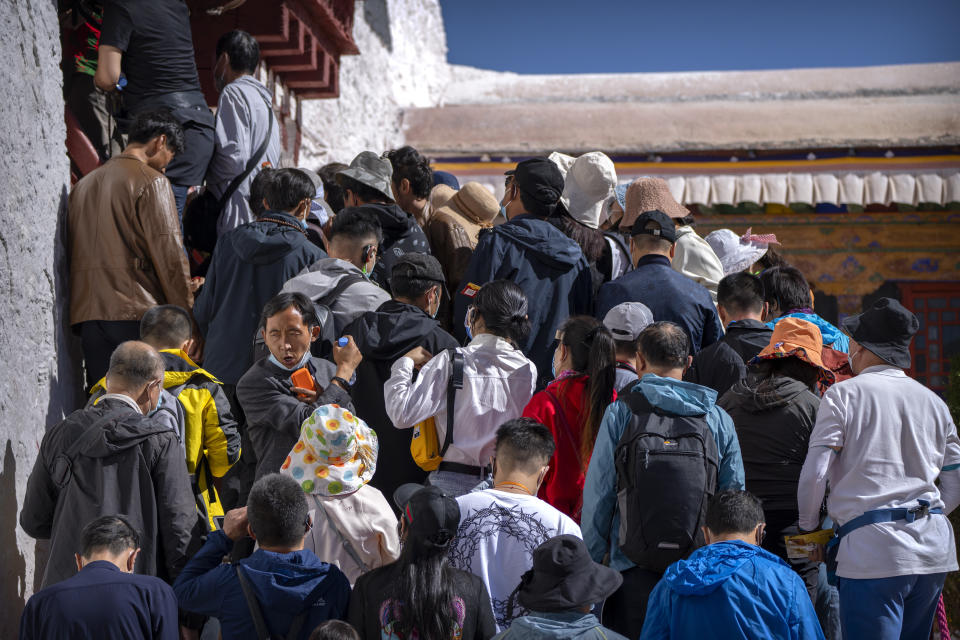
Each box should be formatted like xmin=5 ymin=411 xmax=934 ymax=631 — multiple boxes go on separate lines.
xmin=499 ymin=205 xmax=508 ymax=220
xmin=268 ymin=350 xmax=312 ymax=372
xmin=300 ymin=218 xmax=309 ymax=230
xmin=148 ymin=387 xmax=163 ymax=416
xmin=429 ymin=293 xmax=439 ymax=319
xmin=464 ymin=308 xmax=474 ymax=340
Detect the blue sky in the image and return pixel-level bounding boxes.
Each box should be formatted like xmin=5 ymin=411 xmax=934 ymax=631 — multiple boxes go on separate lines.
xmin=438 ymin=0 xmax=960 ymax=74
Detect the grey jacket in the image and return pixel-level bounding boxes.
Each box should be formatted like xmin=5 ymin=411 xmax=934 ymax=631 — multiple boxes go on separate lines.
xmin=206 ymin=75 xmax=282 ymax=234
xmin=283 ymin=258 xmax=391 ymax=335
xmin=20 ymin=398 xmax=196 ymax=587
xmin=237 ymin=356 xmax=354 ymax=479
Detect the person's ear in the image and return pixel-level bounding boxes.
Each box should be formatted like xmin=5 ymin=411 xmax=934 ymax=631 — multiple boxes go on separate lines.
xmin=702 ymin=526 xmax=713 ymax=545
xmin=684 ymin=354 xmax=693 ymax=373
xmin=401 ymin=178 xmax=412 ymax=196
xmin=636 ymin=352 xmax=647 ymax=374
xmin=536 ymin=465 xmax=549 ymax=489
xmin=262 ymin=198 xmax=270 ymax=212
xmin=310 ymin=324 xmax=321 ymax=343
xmin=761 ymin=301 xmax=770 ymax=321
xmin=668 ymin=243 xmax=677 ymax=260
xmin=127 ymin=548 xmax=140 ymax=572
xmin=180 ymin=337 xmax=195 ymax=354
xmin=247 ymin=523 xmax=256 ymax=540
xmin=717 ymin=304 xmax=728 ymax=326
xmin=75 ymin=553 xmax=84 ymax=572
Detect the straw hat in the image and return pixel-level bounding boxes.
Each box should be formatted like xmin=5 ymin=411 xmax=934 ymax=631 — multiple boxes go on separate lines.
xmin=432 ymin=182 xmax=500 ymax=244
xmin=751 ymin=318 xmax=835 ymax=384
xmin=622 ymin=177 xmax=689 ymax=231
xmin=559 ymin=152 xmax=618 ymax=229
xmin=280 ymin=404 xmax=378 ymax=496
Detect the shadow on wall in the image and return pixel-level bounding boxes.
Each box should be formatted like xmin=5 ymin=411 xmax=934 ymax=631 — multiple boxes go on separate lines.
xmin=0 ymin=440 xmax=27 ymax=638
xmin=363 ymin=0 xmax=392 ymax=52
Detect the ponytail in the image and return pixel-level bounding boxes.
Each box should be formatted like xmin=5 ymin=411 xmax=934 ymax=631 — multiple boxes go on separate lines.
xmin=473 ymin=280 xmax=531 ymax=348
xmin=557 ymin=316 xmax=617 ymax=465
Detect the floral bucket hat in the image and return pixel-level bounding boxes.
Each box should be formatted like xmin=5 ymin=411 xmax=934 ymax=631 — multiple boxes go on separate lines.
xmin=280 ymin=404 xmax=378 ymax=496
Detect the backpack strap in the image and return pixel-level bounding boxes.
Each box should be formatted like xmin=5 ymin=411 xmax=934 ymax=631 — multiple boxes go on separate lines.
xmin=216 ymin=92 xmax=274 ymax=211
xmin=315 ymin=273 xmax=368 ymax=309
xmin=311 ymin=495 xmax=370 ymax=574
xmin=439 ymin=348 xmax=464 ymax=458
xmin=236 ymin=565 xmax=273 ymax=640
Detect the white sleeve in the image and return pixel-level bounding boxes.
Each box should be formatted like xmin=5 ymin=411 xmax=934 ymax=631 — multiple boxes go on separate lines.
xmin=383 ymin=352 xmax=450 ymax=428
xmin=940 ymin=467 xmax=960 ymax=515
xmin=808 ymin=386 xmax=846 ymax=449
xmin=797 ymin=445 xmax=835 ymax=530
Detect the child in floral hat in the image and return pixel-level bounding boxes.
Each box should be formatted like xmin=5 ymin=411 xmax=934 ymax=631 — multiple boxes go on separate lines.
xmin=281 ymin=404 xmax=399 ymax=584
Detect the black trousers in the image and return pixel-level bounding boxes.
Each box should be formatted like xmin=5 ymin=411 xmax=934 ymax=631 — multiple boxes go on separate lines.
xmin=602 ymin=566 xmax=664 ymax=638
xmin=79 ymin=320 xmax=141 ymax=389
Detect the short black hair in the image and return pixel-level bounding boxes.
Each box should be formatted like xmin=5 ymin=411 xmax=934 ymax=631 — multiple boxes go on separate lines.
xmin=128 ymin=110 xmax=185 ymax=155
xmin=216 ymin=30 xmax=260 ymax=74
xmin=264 ymin=168 xmax=315 ymax=213
xmin=391 ymin=273 xmax=439 ymax=300
xmin=760 ymin=266 xmax=811 ymax=315
xmin=705 ymin=490 xmax=765 ymax=535
xmin=638 ymin=321 xmax=690 ymax=368
xmin=318 ymin=162 xmax=348 ymax=213
xmin=258 ymin=292 xmax=319 ymax=331
xmin=338 ymin=174 xmax=390 ymax=204
xmin=80 ymin=515 xmax=141 ymax=557
xmin=249 ymin=167 xmax=275 ymax=216
xmin=309 ymin=620 xmax=361 ymax=640
xmin=140 ymin=305 xmax=192 ymax=348
xmin=717 ymin=273 xmax=765 ymax=315
xmin=247 ymin=473 xmax=309 ymax=547
xmin=328 ymin=206 xmax=383 ymax=245
xmin=385 ymin=146 xmax=433 ymax=199
xmin=494 ymin=418 xmax=556 ymax=474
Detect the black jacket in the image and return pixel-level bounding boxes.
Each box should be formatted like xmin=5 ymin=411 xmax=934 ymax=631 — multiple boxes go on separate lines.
xmin=718 ymin=374 xmax=820 ymax=512
xmin=453 ymin=215 xmax=593 ymax=389
xmin=20 ymin=397 xmax=196 ymax=588
xmin=194 ymin=211 xmax=327 ymax=385
xmin=344 ymin=299 xmax=459 ymax=502
xmin=236 ymin=356 xmax=354 ymax=479
xmin=359 ymin=203 xmax=431 ymax=292
xmin=685 ymin=319 xmax=773 ymax=396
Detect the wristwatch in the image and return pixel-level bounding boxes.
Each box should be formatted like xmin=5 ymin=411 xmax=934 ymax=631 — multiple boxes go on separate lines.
xmin=331 ymin=376 xmax=352 ymax=390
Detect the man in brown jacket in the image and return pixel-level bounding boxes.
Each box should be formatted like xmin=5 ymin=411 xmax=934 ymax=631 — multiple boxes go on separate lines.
xmin=69 ymin=110 xmax=196 ymax=388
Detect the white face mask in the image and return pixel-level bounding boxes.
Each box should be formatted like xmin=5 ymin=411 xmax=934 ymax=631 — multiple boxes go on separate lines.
xmin=268 ymin=350 xmax=312 ymax=372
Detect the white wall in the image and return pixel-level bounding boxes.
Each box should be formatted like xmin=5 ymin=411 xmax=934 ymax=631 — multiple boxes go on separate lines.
xmin=299 ymin=0 xmax=450 ymax=167
xmin=0 ymin=0 xmax=81 ymax=632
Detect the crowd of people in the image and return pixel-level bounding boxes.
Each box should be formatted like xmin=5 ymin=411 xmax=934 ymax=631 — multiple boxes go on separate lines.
xmin=20 ymin=11 xmax=960 ymax=640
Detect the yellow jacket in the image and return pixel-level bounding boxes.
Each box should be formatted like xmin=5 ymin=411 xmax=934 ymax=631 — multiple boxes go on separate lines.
xmin=91 ymin=349 xmax=241 ymax=530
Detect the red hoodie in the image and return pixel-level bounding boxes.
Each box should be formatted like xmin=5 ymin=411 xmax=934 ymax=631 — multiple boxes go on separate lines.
xmin=522 ymin=374 xmax=616 ymax=521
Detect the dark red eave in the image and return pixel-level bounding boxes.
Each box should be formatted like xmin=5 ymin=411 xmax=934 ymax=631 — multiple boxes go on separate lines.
xmin=187 ymin=0 xmax=357 ymax=106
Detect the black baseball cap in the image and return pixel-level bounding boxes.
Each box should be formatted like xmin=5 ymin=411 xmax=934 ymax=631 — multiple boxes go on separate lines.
xmin=391 ymin=253 xmax=448 ymax=297
xmin=630 ymin=209 xmax=677 ymax=243
xmin=393 ymin=484 xmax=460 ymax=544
xmin=505 ymin=158 xmax=564 ymax=206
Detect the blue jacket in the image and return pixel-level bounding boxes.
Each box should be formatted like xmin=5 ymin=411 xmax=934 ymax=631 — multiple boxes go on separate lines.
xmin=596 ymin=255 xmax=723 ymax=353
xmin=173 ymin=531 xmax=350 ymax=640
xmin=19 ymin=561 xmax=179 ymax=640
xmin=582 ymin=374 xmax=745 ymax=571
xmin=640 ymin=540 xmax=825 ymax=640
xmin=767 ymin=312 xmax=849 ymax=353
xmin=493 ymin=611 xmax=628 ymax=640
xmin=194 ymin=211 xmax=326 ymax=384
xmin=453 ymin=214 xmax=593 ymax=387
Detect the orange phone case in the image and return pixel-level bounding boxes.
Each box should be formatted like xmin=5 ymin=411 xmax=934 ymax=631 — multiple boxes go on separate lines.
xmin=290 ymin=367 xmax=316 ymax=392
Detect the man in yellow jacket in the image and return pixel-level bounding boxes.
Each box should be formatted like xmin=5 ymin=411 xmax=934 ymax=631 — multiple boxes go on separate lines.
xmin=91 ymin=305 xmax=241 ymax=531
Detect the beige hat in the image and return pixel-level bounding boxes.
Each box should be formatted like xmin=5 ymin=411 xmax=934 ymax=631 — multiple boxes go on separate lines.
xmin=430 ymin=184 xmax=457 ymax=211
xmin=622 ymin=177 xmax=689 ymax=231
xmin=433 ymin=182 xmax=500 ymax=244
xmin=560 ymin=152 xmax=618 ymax=230
xmin=548 ymin=152 xmax=576 ymax=178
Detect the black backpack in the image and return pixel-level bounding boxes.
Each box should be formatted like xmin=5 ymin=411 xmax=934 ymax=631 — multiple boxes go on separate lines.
xmin=614 ymin=390 xmax=719 ymax=573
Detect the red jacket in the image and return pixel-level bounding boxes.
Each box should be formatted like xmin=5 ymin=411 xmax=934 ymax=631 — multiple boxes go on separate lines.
xmin=523 ymin=374 xmax=616 ymax=521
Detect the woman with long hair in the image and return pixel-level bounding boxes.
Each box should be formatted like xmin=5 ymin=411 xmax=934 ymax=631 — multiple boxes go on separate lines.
xmin=522 ymin=315 xmax=617 ymax=520
xmin=348 ymin=485 xmax=496 ymax=640
xmin=385 ymin=280 xmax=538 ymax=496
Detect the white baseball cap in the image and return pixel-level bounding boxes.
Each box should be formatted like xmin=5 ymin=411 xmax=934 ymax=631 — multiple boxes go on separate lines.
xmin=603 ymin=302 xmax=655 ymax=342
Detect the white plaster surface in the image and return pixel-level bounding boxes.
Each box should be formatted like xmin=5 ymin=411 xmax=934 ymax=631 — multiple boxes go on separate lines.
xmin=299 ymin=0 xmax=450 ymax=167
xmin=0 ymin=0 xmax=80 ymax=631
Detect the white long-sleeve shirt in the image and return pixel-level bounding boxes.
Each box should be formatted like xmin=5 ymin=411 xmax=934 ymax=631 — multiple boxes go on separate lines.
xmin=384 ymin=333 xmax=538 ymax=467
xmin=797 ymin=365 xmax=960 ymax=579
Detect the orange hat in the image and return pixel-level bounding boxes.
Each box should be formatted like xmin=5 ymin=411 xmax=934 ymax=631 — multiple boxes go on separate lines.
xmin=751 ymin=318 xmax=835 ymax=384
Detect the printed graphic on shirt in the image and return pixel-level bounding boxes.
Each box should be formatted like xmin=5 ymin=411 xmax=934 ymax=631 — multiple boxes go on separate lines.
xmin=378 ymin=597 xmax=466 ymax=640
xmin=448 ymin=504 xmax=555 ymax=628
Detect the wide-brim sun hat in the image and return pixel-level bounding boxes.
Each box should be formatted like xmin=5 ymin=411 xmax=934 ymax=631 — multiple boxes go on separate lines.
xmin=434 ymin=182 xmax=500 ymax=244
xmin=559 ymin=152 xmax=618 ymax=230
xmin=750 ymin=317 xmax=835 ymax=384
xmin=517 ymin=535 xmax=623 ymax=612
xmin=622 ymin=177 xmax=689 ymax=231
xmin=705 ymin=228 xmax=774 ymax=275
xmin=840 ymin=297 xmax=919 ymax=369
xmin=280 ymin=404 xmax=378 ymax=496
xmin=336 ymin=151 xmax=394 ymax=202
